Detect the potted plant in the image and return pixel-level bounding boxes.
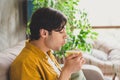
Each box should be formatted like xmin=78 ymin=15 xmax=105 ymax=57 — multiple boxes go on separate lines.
xmin=27 ymin=0 xmax=98 ymax=62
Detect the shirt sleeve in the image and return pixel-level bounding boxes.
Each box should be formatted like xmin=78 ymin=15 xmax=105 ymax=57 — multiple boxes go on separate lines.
xmin=20 ymin=61 xmax=42 ymax=80
xmin=10 ymin=60 xmax=42 ymax=80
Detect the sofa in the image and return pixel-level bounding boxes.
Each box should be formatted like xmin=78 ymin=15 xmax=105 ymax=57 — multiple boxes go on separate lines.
xmin=83 ymin=32 xmax=120 ymax=80
xmin=0 ymin=41 xmax=25 ymax=80
xmin=0 ymin=40 xmax=104 ymax=80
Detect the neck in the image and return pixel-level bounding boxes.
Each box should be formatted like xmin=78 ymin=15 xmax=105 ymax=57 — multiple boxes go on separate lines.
xmin=30 ymin=39 xmax=49 ymax=53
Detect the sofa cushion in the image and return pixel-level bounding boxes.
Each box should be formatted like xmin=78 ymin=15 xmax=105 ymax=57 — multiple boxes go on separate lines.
xmin=0 ymin=53 xmax=15 ymax=80
xmin=0 ymin=40 xmax=25 ymax=80
xmin=93 ymin=40 xmax=117 ymax=54
xmin=108 ymin=49 xmax=120 ymax=61
xmin=83 ymin=53 xmax=115 ymax=75
xmin=91 ymin=49 xmax=108 ymax=61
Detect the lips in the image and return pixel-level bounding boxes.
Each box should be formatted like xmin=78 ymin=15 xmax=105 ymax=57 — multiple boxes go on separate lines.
xmin=65 ymin=38 xmax=68 ymax=43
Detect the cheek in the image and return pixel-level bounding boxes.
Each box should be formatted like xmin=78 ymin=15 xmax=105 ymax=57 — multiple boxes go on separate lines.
xmin=45 ymin=37 xmax=61 ymax=48
xmin=52 ymin=39 xmax=62 ymax=46
xmin=51 ymin=36 xmax=62 ymax=43
xmin=50 ymin=39 xmax=63 ymax=50
xmin=47 ymin=34 xmax=65 ymax=50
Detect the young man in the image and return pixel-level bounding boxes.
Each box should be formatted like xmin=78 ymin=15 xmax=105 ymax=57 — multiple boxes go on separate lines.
xmin=10 ymin=7 xmax=86 ymax=80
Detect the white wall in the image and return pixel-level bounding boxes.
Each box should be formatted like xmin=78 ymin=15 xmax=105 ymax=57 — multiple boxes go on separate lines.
xmin=79 ymin=0 xmax=120 ymax=26
xmin=0 ymin=0 xmax=26 ymax=51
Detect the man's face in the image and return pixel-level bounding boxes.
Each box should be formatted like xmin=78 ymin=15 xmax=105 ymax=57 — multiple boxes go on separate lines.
xmin=45 ymin=27 xmax=67 ymax=51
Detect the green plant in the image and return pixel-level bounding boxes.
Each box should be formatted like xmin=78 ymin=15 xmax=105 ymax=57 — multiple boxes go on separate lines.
xmin=29 ymin=0 xmax=98 ymax=58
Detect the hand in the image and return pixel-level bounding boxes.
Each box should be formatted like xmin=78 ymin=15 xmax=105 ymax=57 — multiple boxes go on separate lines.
xmin=63 ymin=53 xmax=85 ymax=74
xmin=59 ymin=53 xmax=85 ymax=80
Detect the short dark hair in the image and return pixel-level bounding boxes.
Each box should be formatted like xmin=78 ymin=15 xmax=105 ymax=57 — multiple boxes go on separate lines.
xmin=29 ymin=7 xmax=67 ymax=40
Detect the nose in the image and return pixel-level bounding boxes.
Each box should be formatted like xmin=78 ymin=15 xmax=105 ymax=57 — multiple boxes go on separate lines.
xmin=64 ymin=30 xmax=68 ymax=39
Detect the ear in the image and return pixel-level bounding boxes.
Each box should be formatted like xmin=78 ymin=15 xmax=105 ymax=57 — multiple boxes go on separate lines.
xmin=39 ymin=29 xmax=48 ymax=38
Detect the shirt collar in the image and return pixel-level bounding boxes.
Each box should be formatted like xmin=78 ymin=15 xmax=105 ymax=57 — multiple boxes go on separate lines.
xmin=25 ymin=40 xmax=52 ymax=60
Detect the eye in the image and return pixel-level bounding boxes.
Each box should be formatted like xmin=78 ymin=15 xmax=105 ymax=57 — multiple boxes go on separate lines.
xmin=59 ymin=29 xmax=64 ymax=33
xmin=59 ymin=27 xmax=66 ymax=33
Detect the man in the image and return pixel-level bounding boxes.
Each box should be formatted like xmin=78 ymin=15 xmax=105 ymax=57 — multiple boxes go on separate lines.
xmin=10 ymin=7 xmax=86 ymax=80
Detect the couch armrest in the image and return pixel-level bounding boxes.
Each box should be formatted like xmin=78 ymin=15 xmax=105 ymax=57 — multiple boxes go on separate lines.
xmin=82 ymin=64 xmax=104 ymax=80
xmin=0 ymin=40 xmax=25 ymax=80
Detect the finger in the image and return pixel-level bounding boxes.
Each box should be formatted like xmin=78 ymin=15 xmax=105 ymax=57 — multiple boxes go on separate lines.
xmin=80 ymin=58 xmax=86 ymax=64
xmin=66 ymin=53 xmax=79 ymax=60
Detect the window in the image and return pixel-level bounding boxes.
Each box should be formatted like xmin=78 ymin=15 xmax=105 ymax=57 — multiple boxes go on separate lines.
xmin=79 ymin=0 xmax=120 ymax=28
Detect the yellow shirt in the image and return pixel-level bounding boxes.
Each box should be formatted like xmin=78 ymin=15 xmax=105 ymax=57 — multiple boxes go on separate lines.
xmin=10 ymin=41 xmax=61 ymax=80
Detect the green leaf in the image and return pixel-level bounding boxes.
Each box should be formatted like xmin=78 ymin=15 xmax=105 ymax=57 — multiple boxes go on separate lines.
xmin=30 ymin=0 xmax=98 ymax=58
